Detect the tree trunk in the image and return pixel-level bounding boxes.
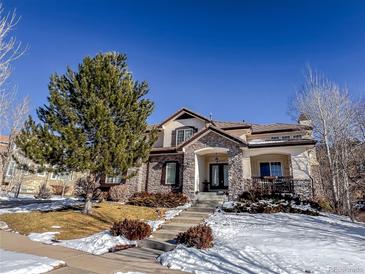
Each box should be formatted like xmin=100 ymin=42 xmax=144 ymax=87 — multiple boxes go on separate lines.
xmin=83 ymin=196 xmax=93 ymax=214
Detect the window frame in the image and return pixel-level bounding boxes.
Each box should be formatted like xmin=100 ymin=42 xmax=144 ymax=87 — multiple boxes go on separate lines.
xmin=176 ymin=128 xmax=194 ymax=145
xmin=259 ymin=161 xmax=283 ymax=177
xmin=6 ymin=161 xmax=16 ymax=177
xmin=164 ymin=161 xmax=178 ymax=185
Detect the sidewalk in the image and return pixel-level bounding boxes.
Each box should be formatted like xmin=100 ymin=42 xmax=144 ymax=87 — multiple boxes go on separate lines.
xmin=0 ymin=230 xmax=182 ymax=274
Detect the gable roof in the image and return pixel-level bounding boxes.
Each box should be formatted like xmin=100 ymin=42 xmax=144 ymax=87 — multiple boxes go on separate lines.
xmin=176 ymin=125 xmax=247 ymax=149
xmin=213 ymin=120 xmax=251 ymax=130
xmin=0 ymin=135 xmax=9 ymax=143
xmin=251 ymin=123 xmax=312 ymax=134
xmin=157 ymin=108 xmax=211 ymax=128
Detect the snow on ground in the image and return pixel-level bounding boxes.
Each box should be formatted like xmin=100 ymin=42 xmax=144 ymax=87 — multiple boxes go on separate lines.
xmin=28 ymin=230 xmax=136 ymax=255
xmin=159 ymin=212 xmax=365 ymax=274
xmin=28 ymin=232 xmax=60 ymax=244
xmin=147 ymin=203 xmax=191 ymax=232
xmin=0 ymin=198 xmax=82 ymax=215
xmin=0 ymin=248 xmax=65 ymax=274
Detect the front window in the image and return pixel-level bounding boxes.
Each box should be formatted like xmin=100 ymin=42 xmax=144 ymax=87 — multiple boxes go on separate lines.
xmin=176 ymin=128 xmax=194 ymax=145
xmin=165 ymin=162 xmax=177 ymax=185
xmin=260 ymin=162 xmax=282 ymax=177
xmin=6 ymin=161 xmax=16 ymax=177
xmin=106 ymin=174 xmax=123 ymax=184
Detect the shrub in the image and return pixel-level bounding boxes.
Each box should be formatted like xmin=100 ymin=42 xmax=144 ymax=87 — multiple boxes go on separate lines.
xmin=51 ymin=184 xmax=70 ymax=196
xmin=176 ymin=224 xmax=214 ymax=249
xmin=110 ymin=219 xmax=151 ymax=240
xmin=108 ymin=184 xmax=130 ymax=202
xmin=315 ymin=197 xmax=332 ymax=212
xmin=128 ymin=192 xmax=189 ymax=208
xmin=34 ymin=183 xmax=52 ymax=199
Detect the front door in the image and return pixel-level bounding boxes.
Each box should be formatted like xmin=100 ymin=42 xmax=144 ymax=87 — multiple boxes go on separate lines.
xmin=210 ymin=163 xmax=228 ymax=189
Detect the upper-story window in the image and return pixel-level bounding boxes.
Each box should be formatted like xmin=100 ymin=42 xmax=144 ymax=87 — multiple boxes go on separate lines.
xmin=176 ymin=128 xmax=194 ymax=145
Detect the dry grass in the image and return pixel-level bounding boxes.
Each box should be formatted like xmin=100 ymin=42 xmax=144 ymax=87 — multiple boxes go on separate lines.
xmin=0 ymin=202 xmax=166 ymax=240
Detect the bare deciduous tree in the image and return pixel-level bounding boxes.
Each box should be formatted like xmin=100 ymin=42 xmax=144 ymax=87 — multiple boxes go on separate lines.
xmin=292 ymin=67 xmax=363 ymax=218
xmin=0 ymin=4 xmax=27 ymax=193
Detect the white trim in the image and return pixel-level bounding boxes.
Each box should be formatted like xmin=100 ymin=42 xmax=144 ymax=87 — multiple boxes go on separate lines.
xmin=165 ymin=162 xmax=177 ymax=185
xmin=194 ymin=147 xmax=229 ymax=155
xmin=176 ymin=128 xmax=194 ymax=145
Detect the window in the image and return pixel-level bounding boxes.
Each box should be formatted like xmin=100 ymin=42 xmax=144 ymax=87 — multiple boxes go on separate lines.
xmin=281 ymin=136 xmax=290 ymax=140
xmin=176 ymin=128 xmax=194 ymax=145
xmin=37 ymin=171 xmax=46 ymax=177
xmin=293 ymin=135 xmax=302 ymax=139
xmin=260 ymin=162 xmax=282 ymax=177
xmin=106 ymin=174 xmax=123 ymax=184
xmin=51 ymin=173 xmax=58 ymax=180
xmin=6 ymin=161 xmax=16 ymax=177
xmin=165 ymin=162 xmax=177 ymax=185
xmin=271 ymin=136 xmax=280 ymax=140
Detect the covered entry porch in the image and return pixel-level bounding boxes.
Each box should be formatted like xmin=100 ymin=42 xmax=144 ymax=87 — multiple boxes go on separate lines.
xmin=194 ymin=147 xmax=230 ymax=192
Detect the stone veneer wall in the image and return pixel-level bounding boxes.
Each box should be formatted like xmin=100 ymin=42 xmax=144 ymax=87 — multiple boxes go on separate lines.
xmin=182 ymin=131 xmax=245 ymax=199
xmin=145 ymin=154 xmax=184 ymax=193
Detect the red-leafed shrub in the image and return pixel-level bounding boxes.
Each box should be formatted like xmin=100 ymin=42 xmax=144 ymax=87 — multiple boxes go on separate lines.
xmin=110 ymin=219 xmax=151 ymax=240
xmin=127 ymin=192 xmax=189 ymax=208
xmin=176 ymin=224 xmax=214 ymax=249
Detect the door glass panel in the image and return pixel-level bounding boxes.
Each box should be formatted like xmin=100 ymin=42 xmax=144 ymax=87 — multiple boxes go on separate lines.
xmin=260 ymin=163 xmax=270 ymax=177
xmin=223 ymin=165 xmax=228 ymax=186
xmin=270 ymin=162 xmax=282 ymax=176
xmin=211 ymin=165 xmax=219 ymax=186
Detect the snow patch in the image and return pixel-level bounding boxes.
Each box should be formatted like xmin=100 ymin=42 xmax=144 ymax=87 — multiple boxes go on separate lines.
xmin=0 ymin=221 xmax=9 ymax=230
xmin=159 ymin=212 xmax=365 ymax=274
xmin=28 ymin=230 xmax=136 ymax=255
xmin=51 ymin=225 xmax=61 ymax=229
xmin=28 ymin=232 xmax=60 ymax=244
xmin=0 ymin=248 xmax=65 ymax=274
xmin=0 ymin=198 xmax=82 ymax=215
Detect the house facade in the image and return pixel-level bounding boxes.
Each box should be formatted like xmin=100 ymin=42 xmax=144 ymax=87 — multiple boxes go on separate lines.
xmin=122 ymin=108 xmax=318 ymax=200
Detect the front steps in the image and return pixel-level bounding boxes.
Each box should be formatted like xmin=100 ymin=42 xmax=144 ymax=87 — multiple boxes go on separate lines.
xmin=137 ymin=192 xmax=225 ymax=256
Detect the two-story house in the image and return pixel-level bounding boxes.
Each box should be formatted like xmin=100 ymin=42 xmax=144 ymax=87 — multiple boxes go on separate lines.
xmin=120 ymin=108 xmax=318 ymax=199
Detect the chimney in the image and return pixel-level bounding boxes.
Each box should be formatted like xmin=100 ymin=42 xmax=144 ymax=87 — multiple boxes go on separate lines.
xmin=298 ymin=113 xmax=311 ymax=126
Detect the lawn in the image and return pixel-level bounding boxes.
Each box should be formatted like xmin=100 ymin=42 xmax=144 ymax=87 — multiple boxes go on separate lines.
xmin=0 ymin=202 xmax=166 ymax=240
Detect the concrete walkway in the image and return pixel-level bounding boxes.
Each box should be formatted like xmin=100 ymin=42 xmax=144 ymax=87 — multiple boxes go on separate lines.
xmin=0 ymin=230 xmax=182 ymax=274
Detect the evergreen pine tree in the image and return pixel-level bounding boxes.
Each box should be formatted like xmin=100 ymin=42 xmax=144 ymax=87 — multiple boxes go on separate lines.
xmin=16 ymin=52 xmax=157 ymax=214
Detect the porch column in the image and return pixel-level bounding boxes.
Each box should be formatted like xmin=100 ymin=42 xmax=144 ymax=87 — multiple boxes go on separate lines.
xmin=290 ymin=151 xmax=311 ymax=179
xmin=182 ymin=150 xmax=195 ymax=199
xmin=227 ymin=149 xmax=245 ymax=199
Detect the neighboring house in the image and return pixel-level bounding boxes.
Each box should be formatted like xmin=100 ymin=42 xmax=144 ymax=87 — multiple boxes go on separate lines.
xmin=104 ymin=108 xmax=318 ymax=199
xmin=0 ymin=136 xmax=77 ymax=194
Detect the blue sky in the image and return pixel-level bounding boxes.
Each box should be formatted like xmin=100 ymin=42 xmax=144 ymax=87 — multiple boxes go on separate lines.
xmin=4 ymin=0 xmax=365 ymax=124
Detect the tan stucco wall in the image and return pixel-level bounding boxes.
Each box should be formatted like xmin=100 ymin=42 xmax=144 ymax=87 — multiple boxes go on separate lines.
xmin=248 ymin=145 xmax=315 ymax=179
xmin=250 ymin=154 xmax=291 ymax=177
xmin=162 ymin=118 xmax=206 ymax=147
